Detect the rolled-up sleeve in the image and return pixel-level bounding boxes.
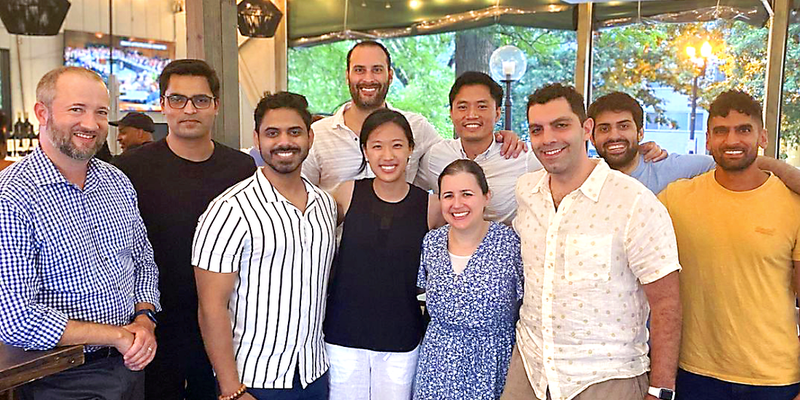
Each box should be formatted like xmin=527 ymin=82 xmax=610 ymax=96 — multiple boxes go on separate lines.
xmin=0 ymin=199 xmax=68 ymax=350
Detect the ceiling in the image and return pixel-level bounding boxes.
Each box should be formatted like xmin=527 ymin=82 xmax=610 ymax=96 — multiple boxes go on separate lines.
xmin=287 ymin=0 xmax=794 ymax=46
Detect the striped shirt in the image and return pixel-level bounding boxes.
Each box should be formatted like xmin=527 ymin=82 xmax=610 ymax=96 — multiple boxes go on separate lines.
xmin=0 ymin=147 xmax=161 ymax=351
xmin=423 ymin=139 xmax=542 ymax=224
xmin=192 ymin=170 xmax=337 ymax=389
xmin=303 ymin=102 xmax=443 ymax=192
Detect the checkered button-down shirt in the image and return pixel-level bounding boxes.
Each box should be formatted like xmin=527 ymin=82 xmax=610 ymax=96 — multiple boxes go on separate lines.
xmin=0 ymin=147 xmax=160 ymax=351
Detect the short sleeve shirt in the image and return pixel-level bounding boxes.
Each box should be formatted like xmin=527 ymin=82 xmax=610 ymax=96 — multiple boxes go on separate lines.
xmin=513 ymin=159 xmax=681 ymax=400
xmin=192 ymin=171 xmax=337 ymax=389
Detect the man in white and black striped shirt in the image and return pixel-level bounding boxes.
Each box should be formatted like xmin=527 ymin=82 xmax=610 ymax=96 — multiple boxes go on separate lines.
xmin=193 ymin=92 xmax=336 ymax=400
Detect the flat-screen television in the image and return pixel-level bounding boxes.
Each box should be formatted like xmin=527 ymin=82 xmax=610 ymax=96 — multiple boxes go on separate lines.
xmin=64 ymin=30 xmax=175 ymax=112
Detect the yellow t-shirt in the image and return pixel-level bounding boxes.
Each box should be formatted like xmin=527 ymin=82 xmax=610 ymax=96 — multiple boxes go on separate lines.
xmin=659 ymin=170 xmax=800 ymax=385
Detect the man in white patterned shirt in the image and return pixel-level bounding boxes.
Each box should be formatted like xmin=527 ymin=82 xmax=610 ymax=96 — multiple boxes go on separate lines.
xmin=502 ymin=84 xmax=682 ymax=400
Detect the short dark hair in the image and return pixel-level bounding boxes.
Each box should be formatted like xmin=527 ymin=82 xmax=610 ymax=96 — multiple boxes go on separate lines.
xmin=346 ymin=40 xmax=392 ymax=71
xmin=707 ymin=90 xmax=763 ymax=127
xmin=438 ymin=159 xmax=490 ymax=195
xmin=527 ymin=83 xmax=587 ymax=122
xmin=587 ymin=92 xmax=644 ymax=132
xmin=449 ymin=71 xmax=503 ymax=108
xmin=253 ymin=91 xmax=313 ymax=132
xmin=358 ymin=108 xmax=414 ymax=172
xmin=158 ymin=59 xmax=221 ymax=98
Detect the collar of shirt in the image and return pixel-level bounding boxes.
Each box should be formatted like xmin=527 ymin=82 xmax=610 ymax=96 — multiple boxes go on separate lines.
xmin=456 ymin=138 xmax=499 ymax=161
xmin=30 ymin=146 xmax=104 ymax=193
xmin=331 ymin=101 xmax=398 ymax=132
xmin=530 ymin=158 xmax=608 ymax=203
xmin=255 ymin=169 xmax=321 ymax=212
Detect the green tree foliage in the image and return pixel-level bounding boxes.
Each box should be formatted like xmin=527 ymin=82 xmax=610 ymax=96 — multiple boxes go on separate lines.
xmin=288 ymin=35 xmax=455 ymax=136
xmin=289 ymin=19 xmax=798 ymax=148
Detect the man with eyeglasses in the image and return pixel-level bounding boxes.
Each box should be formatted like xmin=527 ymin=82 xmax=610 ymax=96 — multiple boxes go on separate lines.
xmin=115 ymin=59 xmax=256 ymax=400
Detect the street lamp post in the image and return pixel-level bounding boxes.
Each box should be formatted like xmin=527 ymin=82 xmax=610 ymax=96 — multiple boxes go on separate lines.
xmin=489 ymin=45 xmax=527 ymax=131
xmin=686 ymin=42 xmax=712 ymax=154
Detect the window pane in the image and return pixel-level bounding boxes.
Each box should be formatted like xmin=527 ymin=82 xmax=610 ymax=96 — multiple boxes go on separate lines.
xmin=780 ymin=24 xmax=800 ymax=165
xmin=288 ymin=26 xmax=576 ymax=140
xmin=592 ymin=20 xmax=767 ymax=156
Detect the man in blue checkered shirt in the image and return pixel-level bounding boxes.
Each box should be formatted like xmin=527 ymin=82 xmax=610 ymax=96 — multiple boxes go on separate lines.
xmin=0 ymin=66 xmax=160 ymax=399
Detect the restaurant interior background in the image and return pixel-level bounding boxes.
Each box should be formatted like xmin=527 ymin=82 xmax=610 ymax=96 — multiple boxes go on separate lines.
xmin=2 ymin=0 xmax=800 ymax=162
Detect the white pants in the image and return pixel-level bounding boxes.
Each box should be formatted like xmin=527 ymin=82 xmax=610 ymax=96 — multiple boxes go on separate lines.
xmin=326 ymin=342 xmax=419 ymax=400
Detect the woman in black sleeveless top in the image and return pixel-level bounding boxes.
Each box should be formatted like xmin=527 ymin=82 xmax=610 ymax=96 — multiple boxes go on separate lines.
xmin=324 ymin=109 xmax=444 ymax=400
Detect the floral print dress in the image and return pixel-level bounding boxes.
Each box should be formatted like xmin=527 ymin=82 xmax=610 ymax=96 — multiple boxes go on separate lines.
xmin=413 ymin=222 xmax=524 ymax=400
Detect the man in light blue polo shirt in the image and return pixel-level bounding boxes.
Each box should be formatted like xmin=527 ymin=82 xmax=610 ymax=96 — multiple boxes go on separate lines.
xmin=589 ymin=91 xmax=800 ymax=193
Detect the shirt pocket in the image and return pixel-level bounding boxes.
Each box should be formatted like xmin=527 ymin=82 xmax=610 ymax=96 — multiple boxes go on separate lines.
xmin=564 ymin=234 xmax=612 ymax=282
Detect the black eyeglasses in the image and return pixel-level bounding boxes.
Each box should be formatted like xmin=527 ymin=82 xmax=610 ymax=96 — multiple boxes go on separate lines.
xmin=163 ymin=94 xmax=216 ymax=109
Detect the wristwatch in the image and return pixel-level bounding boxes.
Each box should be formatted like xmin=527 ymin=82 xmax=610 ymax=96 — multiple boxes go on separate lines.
xmin=648 ymin=387 xmax=675 ymax=400
xmin=131 ymin=309 xmax=158 ymax=326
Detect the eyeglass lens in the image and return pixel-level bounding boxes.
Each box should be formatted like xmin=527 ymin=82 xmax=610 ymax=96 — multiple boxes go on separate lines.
xmin=166 ymin=94 xmax=214 ymax=109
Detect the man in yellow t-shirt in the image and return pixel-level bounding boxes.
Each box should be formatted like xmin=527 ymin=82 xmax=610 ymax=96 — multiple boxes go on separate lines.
xmin=659 ymin=90 xmax=800 ymax=400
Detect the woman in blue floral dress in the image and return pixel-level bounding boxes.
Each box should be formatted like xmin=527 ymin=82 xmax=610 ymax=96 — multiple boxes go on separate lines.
xmin=414 ymin=159 xmax=524 ymax=400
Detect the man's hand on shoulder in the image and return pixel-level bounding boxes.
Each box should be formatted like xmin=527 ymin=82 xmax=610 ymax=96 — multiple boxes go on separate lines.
xmin=120 ymin=318 xmax=157 ymax=371
xmin=495 ymin=130 xmax=528 ymax=159
xmin=640 ymin=141 xmax=668 ymax=162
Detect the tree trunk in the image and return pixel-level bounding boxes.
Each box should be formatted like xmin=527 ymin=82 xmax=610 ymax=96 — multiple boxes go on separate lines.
xmin=453 ymin=31 xmax=494 ymax=138
xmin=454 ymin=31 xmax=493 ymax=77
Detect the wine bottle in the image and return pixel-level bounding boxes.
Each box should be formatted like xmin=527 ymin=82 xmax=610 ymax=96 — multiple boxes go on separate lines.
xmin=12 ymin=113 xmax=22 ymax=157
xmin=22 ymin=112 xmax=32 ymax=155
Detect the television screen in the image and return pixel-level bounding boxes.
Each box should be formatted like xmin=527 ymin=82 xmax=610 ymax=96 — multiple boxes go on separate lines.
xmin=64 ymin=30 xmax=175 ymax=112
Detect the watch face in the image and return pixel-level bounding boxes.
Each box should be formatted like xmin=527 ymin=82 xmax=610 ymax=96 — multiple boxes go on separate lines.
xmin=658 ymin=389 xmax=675 ymax=400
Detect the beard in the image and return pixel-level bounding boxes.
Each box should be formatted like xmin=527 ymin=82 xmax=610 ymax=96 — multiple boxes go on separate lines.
xmin=596 ymin=139 xmax=639 ymax=170
xmin=711 ymin=146 xmax=758 ymax=172
xmin=349 ymin=81 xmax=389 ymax=110
xmin=260 ymin=144 xmax=308 ymax=174
xmin=44 ymin=116 xmax=106 ymax=161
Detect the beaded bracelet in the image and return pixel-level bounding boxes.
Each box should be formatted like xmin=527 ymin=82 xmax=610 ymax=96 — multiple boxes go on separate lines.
xmin=218 ymin=383 xmax=247 ymax=400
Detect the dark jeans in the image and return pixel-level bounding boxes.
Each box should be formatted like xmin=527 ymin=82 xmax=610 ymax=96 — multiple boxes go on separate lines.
xmin=18 ymin=353 xmax=143 ymax=400
xmin=246 ymin=371 xmax=329 ymax=400
xmin=676 ymin=368 xmax=800 ymax=400
xmin=145 ymin=325 xmax=216 ymax=400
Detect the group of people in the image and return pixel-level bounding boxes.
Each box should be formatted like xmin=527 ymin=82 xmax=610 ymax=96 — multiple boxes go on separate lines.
xmin=0 ymin=38 xmax=798 ymax=400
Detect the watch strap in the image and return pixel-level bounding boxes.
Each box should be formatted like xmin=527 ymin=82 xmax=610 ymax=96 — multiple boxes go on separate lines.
xmin=647 ymin=387 xmax=675 ymax=400
xmin=131 ymin=309 xmax=158 ymax=326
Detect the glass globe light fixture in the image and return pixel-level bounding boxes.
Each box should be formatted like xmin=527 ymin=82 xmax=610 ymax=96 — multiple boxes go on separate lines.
xmin=489 ymin=45 xmax=527 ymax=130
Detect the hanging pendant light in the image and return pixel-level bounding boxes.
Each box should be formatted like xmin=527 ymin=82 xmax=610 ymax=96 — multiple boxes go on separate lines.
xmin=237 ymin=0 xmax=283 ymax=38
xmin=0 ymin=0 xmax=71 ymax=36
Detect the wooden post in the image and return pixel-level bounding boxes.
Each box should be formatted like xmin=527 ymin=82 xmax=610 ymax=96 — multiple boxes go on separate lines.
xmin=574 ymin=3 xmax=593 ymax=109
xmin=185 ymin=0 xmax=240 ymax=149
xmin=763 ymin=0 xmax=790 ymax=158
